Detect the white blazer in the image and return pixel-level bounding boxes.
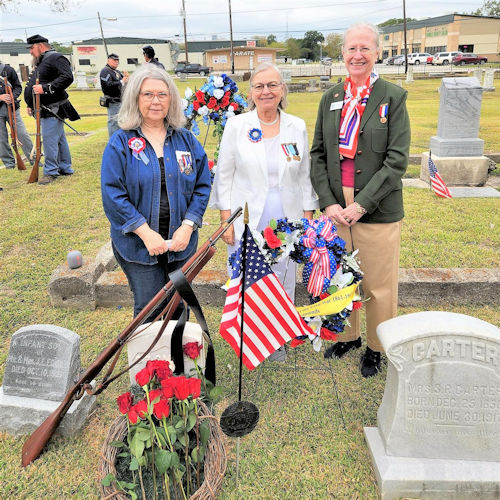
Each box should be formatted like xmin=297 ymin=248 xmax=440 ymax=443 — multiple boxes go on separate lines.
xmin=210 ymin=109 xmax=319 ymax=241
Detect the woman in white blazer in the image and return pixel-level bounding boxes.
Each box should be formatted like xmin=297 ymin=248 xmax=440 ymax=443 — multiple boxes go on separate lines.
xmin=210 ymin=62 xmax=319 ymax=303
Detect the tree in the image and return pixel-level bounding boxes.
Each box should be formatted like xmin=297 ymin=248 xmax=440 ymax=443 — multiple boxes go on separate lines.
xmin=470 ymin=0 xmax=500 ymax=16
xmin=377 ymin=18 xmax=416 ymax=27
xmin=267 ymin=34 xmax=277 ymax=45
xmin=324 ymin=33 xmax=343 ymax=60
xmin=302 ymin=30 xmax=325 ymax=61
xmin=283 ymin=38 xmax=302 ymax=60
xmin=254 ymin=35 xmax=267 ymax=47
xmin=52 ymin=41 xmax=71 ymax=54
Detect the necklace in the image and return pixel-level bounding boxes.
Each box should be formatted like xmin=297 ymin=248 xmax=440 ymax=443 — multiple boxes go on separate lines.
xmin=258 ymin=113 xmax=280 ymax=126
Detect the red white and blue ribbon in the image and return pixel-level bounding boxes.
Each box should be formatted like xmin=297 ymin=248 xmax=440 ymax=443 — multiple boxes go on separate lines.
xmin=379 ymin=103 xmax=388 ymax=120
xmin=338 ymin=71 xmax=379 ymax=159
xmin=128 ymin=137 xmax=149 ymax=165
xmin=248 ymin=127 xmax=262 ymax=143
xmin=301 ymin=215 xmax=337 ymax=297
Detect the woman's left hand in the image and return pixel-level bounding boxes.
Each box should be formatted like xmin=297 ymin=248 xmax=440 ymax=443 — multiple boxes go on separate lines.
xmin=339 ymin=203 xmax=363 ymax=227
xmin=169 ymin=224 xmax=193 ymax=252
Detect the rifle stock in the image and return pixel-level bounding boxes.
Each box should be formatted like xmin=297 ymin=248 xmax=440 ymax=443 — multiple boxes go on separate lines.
xmin=21 ymin=207 xmax=242 ymax=466
xmin=2 ymin=76 xmax=26 ymax=171
xmin=27 ymin=79 xmax=41 ymax=184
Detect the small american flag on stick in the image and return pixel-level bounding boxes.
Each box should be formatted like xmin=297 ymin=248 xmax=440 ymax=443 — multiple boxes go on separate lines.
xmin=428 ymin=152 xmax=452 ymax=198
xmin=220 ymin=226 xmax=314 ymax=370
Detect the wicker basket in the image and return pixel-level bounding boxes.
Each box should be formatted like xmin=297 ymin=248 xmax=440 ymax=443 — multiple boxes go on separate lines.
xmin=99 ymin=401 xmax=226 ymax=499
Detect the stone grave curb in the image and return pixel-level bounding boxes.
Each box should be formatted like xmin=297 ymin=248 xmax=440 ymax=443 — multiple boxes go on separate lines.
xmin=48 ymin=245 xmax=500 ymax=309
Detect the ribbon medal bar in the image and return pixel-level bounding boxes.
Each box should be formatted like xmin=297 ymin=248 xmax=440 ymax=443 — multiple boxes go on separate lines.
xmin=175 ymin=150 xmax=193 ymax=175
xmin=379 ymin=103 xmax=388 ymax=124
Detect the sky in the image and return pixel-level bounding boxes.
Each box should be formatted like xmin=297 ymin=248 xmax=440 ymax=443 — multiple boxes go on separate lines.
xmin=1 ymin=0 xmax=486 ymax=45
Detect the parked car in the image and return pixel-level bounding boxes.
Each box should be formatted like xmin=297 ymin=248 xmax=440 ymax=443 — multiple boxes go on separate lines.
xmin=393 ymin=56 xmax=405 ymax=65
xmin=452 ymin=53 xmax=488 ymax=65
xmin=174 ymin=63 xmax=210 ymax=76
xmin=432 ymin=52 xmax=460 ymax=65
xmin=384 ymin=55 xmax=398 ymax=65
xmin=407 ymin=52 xmax=432 ymax=65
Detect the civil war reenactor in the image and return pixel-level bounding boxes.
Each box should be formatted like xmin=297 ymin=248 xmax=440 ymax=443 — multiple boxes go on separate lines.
xmin=24 ymin=34 xmax=80 ymax=185
xmin=142 ymin=45 xmax=165 ymax=69
xmin=0 ymin=60 xmax=35 ymax=170
xmin=99 ymin=53 xmax=128 ymax=137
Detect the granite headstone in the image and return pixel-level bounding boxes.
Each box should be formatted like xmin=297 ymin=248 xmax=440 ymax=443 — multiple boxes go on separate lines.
xmin=75 ymin=71 xmax=88 ymax=89
xmin=0 ymin=325 xmax=96 ymax=437
xmin=364 ymin=311 xmax=500 ymax=499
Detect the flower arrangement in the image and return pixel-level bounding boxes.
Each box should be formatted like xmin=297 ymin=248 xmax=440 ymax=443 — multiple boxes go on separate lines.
xmin=101 ymin=344 xmax=222 ymax=500
xmin=182 ymin=74 xmax=247 ymax=167
xmin=241 ymin=215 xmax=364 ymax=352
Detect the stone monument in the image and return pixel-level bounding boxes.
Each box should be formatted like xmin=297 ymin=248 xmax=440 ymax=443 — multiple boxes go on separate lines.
xmin=0 ymin=324 xmax=96 ymax=436
xmin=482 ymin=69 xmax=497 ymax=92
xmin=420 ymin=77 xmax=489 ymax=186
xmin=75 ymin=71 xmax=88 ymax=89
xmin=405 ymin=65 xmax=413 ymax=83
xmin=364 ymin=311 xmax=500 ymax=499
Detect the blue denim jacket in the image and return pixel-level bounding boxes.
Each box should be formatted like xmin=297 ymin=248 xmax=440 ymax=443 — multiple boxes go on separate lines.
xmin=101 ymin=127 xmax=211 ymax=265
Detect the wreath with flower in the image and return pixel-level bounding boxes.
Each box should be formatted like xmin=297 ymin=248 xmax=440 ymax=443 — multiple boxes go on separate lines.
xmin=231 ymin=215 xmax=364 ymax=352
xmin=182 ymin=74 xmax=247 ymax=182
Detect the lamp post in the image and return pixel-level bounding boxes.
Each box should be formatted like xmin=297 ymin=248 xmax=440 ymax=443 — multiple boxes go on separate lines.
xmin=228 ymin=0 xmax=234 ymax=74
xmin=97 ymin=12 xmax=117 ymax=58
xmin=181 ymin=0 xmax=189 ymax=63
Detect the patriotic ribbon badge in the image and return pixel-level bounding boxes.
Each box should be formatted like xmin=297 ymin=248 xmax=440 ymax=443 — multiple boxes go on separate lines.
xmin=281 ymin=143 xmax=301 ymax=162
xmin=301 ymin=215 xmax=337 ymax=297
xmin=379 ymin=103 xmax=388 ymax=123
xmin=128 ymin=137 xmax=149 ymax=164
xmin=248 ymin=127 xmax=263 ymax=143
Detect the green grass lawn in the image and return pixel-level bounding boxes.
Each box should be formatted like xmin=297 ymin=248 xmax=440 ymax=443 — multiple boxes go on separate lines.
xmin=0 ymin=78 xmax=499 ymax=499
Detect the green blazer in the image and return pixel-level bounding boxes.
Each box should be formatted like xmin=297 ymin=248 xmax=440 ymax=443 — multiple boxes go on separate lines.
xmin=310 ymin=78 xmax=410 ymax=223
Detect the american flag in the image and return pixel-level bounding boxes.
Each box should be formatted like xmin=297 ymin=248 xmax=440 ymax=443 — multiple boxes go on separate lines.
xmin=220 ymin=226 xmax=314 ymax=370
xmin=428 ymin=154 xmax=452 ymax=198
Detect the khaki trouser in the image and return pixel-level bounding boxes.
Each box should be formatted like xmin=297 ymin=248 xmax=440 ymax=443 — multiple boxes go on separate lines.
xmin=335 ymin=220 xmax=402 ymax=352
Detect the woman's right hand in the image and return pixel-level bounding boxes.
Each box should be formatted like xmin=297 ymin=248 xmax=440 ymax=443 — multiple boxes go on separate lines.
xmin=325 ymin=203 xmax=350 ymax=226
xmin=134 ymin=223 xmax=169 ymax=256
xmin=220 ymin=209 xmax=235 ymax=245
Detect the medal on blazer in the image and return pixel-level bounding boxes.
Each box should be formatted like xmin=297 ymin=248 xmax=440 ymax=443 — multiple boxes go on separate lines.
xmin=281 ymin=143 xmax=300 ymax=161
xmin=379 ymin=103 xmax=388 ymax=123
xmin=248 ymin=127 xmax=263 ymax=143
xmin=128 ymin=137 xmax=149 ymax=165
xmin=175 ymin=150 xmax=193 ymax=175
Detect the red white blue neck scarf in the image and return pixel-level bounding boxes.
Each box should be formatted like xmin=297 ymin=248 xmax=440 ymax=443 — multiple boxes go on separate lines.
xmin=338 ymin=71 xmax=379 ymax=159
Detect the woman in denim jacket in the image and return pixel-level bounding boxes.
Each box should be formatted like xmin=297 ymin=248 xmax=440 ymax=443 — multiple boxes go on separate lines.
xmin=101 ymin=65 xmax=211 ymax=320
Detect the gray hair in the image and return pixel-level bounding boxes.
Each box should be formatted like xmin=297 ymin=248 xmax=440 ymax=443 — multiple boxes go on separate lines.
xmin=118 ymin=64 xmax=186 ymax=130
xmin=247 ymin=62 xmax=288 ymax=111
xmin=343 ymin=23 xmax=380 ymax=49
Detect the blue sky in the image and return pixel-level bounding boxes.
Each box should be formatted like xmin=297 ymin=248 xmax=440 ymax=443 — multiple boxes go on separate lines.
xmin=1 ymin=0 xmax=485 ymax=44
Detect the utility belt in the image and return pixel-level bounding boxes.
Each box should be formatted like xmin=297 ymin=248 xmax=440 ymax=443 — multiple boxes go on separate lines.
xmin=99 ymin=95 xmax=121 ymax=108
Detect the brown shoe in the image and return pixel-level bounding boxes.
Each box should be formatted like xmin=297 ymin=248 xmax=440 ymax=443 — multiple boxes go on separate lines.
xmin=38 ymin=175 xmax=58 ymax=185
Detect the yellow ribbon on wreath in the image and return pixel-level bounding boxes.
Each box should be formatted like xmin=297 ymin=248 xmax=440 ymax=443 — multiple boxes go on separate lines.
xmin=296 ymin=283 xmax=358 ymax=317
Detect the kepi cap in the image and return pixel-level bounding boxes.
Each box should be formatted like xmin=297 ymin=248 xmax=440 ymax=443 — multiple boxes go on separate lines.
xmin=27 ymin=34 xmax=49 ymax=48
xmin=108 ymin=53 xmax=119 ymax=60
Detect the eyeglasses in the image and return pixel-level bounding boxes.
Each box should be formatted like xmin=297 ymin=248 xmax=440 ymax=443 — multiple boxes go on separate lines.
xmin=140 ymin=91 xmax=170 ymax=101
xmin=345 ymin=47 xmax=375 ymax=54
xmin=251 ymin=82 xmax=282 ymax=92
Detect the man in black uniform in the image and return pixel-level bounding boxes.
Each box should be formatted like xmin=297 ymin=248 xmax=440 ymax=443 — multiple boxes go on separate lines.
xmin=24 ymin=34 xmax=80 ymax=185
xmin=100 ymin=53 xmax=128 ymax=137
xmin=0 ymin=61 xmax=34 ymax=169
xmin=142 ymin=45 xmax=165 ymax=69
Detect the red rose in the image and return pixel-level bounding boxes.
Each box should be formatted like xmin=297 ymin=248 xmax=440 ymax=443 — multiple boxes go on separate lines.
xmin=229 ymin=102 xmax=238 ymax=111
xmin=149 ymin=388 xmax=162 ymax=403
xmin=128 ymin=409 xmax=139 ymax=424
xmin=193 ymin=101 xmax=200 ymax=111
xmin=117 ymin=392 xmax=133 ymax=414
xmin=131 ymin=399 xmax=148 ymax=419
xmin=161 ymin=378 xmax=175 ymax=399
xmin=183 ymin=342 xmax=203 ymax=360
xmin=135 ymin=367 xmax=151 ymax=387
xmin=207 ymin=97 xmax=217 ymax=109
xmin=352 ymin=301 xmax=363 ymax=310
xmin=146 ymin=359 xmax=172 ymax=381
xmin=208 ymin=160 xmax=215 ymax=170
xmin=153 ymin=399 xmax=170 ymax=419
xmin=195 ymin=90 xmax=205 ymax=102
xmin=319 ymin=292 xmax=329 ymax=300
xmin=188 ymin=377 xmax=201 ymax=399
xmin=263 ymin=227 xmax=282 ymax=249
xmin=221 ymin=96 xmax=230 ymax=108
xmin=320 ymin=327 xmax=338 ymax=341
xmin=172 ymin=376 xmax=191 ymax=400
xmin=290 ymin=338 xmax=305 ymax=348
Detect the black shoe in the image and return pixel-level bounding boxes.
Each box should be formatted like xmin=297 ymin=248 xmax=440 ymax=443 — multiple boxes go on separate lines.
xmin=324 ymin=337 xmax=362 ymax=359
xmin=38 ymin=175 xmax=58 ymax=185
xmin=360 ymin=347 xmax=381 ymax=378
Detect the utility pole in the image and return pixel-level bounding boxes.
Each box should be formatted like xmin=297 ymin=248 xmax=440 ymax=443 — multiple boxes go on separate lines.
xmin=181 ymin=0 xmax=189 ymax=63
xmin=97 ymin=12 xmax=109 ymax=58
xmin=228 ymin=0 xmax=234 ymax=74
xmin=403 ymin=0 xmax=408 ymax=74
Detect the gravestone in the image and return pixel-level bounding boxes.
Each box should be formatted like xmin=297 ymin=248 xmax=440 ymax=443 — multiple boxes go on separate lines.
xmin=473 ymin=67 xmax=483 ymax=82
xmin=0 ymin=324 xmax=96 ymax=437
xmin=75 ymin=71 xmax=88 ymax=89
xmin=94 ymin=75 xmax=101 ymax=90
xmin=483 ymin=69 xmax=497 ymax=91
xmin=405 ymin=65 xmax=413 ymax=83
xmin=364 ymin=311 xmax=500 ymax=499
xmin=282 ymin=69 xmax=292 ymax=83
xmin=421 ymin=77 xmax=489 ymax=186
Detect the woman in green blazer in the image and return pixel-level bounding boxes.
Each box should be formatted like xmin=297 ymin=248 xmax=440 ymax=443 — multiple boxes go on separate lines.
xmin=310 ymin=22 xmax=410 ymax=377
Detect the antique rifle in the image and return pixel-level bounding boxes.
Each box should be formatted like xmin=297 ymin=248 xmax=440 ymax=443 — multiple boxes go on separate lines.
xmin=40 ymin=104 xmax=83 ymax=136
xmin=27 ymin=78 xmax=41 ymax=184
xmin=1 ymin=76 xmax=26 ymax=171
xmin=21 ymin=207 xmax=242 ymax=467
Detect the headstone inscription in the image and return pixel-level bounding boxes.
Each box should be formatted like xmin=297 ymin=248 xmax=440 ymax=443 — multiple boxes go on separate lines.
xmin=0 ymin=325 xmax=96 ymax=437
xmin=364 ymin=311 xmax=500 ymax=500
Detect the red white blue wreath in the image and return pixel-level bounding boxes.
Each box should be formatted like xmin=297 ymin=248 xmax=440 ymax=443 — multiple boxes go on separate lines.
xmin=128 ymin=137 xmax=149 ymax=165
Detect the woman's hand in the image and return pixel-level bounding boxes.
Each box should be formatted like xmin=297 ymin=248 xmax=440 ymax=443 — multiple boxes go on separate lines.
xmin=170 ymin=224 xmax=193 ymax=252
xmin=134 ymin=223 xmax=169 ymax=256
xmin=220 ymin=209 xmax=235 ymax=245
xmin=340 ymin=203 xmax=364 ymax=227
xmin=325 ymin=203 xmax=350 ymax=226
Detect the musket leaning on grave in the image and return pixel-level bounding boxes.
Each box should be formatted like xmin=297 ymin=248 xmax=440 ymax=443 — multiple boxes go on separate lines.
xmin=1 ymin=76 xmax=26 ymax=171
xmin=21 ymin=207 xmax=243 ymax=467
xmin=27 ymin=79 xmax=41 ymax=184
